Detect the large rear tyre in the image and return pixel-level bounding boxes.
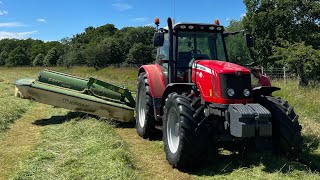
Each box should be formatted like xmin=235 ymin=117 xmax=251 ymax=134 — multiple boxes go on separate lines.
xmin=135 ymin=72 xmax=157 ymax=139
xmin=163 ymin=92 xmax=215 ymax=170
xmin=257 ymin=96 xmax=302 ymax=157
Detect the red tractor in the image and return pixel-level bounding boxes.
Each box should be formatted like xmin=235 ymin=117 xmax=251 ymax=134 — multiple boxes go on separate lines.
xmin=136 ymin=18 xmax=302 ymax=170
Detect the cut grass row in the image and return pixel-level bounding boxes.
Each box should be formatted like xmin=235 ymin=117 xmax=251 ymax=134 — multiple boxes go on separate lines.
xmin=11 ymin=113 xmax=139 ymax=180
xmin=0 ymin=80 xmax=33 ymax=134
xmin=1 ymin=67 xmax=320 ymax=179
xmin=0 ymin=67 xmax=140 ymax=179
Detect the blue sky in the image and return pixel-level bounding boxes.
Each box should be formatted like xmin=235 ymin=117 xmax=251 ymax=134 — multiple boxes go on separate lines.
xmin=0 ymin=0 xmax=246 ymax=41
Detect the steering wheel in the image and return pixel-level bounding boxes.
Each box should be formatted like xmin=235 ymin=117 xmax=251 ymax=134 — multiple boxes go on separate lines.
xmin=190 ymin=49 xmax=202 ymax=55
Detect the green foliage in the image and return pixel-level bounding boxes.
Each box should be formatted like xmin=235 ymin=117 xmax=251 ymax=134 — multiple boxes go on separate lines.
xmin=85 ymin=38 xmax=125 ymax=68
xmin=0 ymin=51 xmax=8 ymax=66
xmin=5 ymin=46 xmax=30 ymax=67
xmin=43 ymin=48 xmax=59 ymax=66
xmin=32 ymin=53 xmax=44 ymax=66
xmin=272 ymin=41 xmax=320 ymax=86
xmin=243 ymin=0 xmax=320 ymax=66
xmin=126 ymin=43 xmax=155 ymax=64
xmin=225 ymin=20 xmax=253 ymax=64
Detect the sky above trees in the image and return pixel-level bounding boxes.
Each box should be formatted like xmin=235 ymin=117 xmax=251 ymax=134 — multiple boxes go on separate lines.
xmin=0 ymin=0 xmax=246 ymax=41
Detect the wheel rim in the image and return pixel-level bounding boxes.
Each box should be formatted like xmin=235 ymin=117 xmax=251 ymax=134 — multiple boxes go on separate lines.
xmin=138 ymin=85 xmax=146 ymax=128
xmin=167 ymin=107 xmax=180 ymax=154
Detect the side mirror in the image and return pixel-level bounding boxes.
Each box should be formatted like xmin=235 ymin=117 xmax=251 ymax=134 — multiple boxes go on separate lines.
xmin=245 ymin=33 xmax=254 ymax=48
xmin=153 ymin=32 xmax=164 ymax=47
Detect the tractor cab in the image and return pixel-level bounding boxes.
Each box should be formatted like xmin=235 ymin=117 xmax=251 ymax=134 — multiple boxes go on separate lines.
xmin=153 ymin=19 xmax=254 ymax=84
xmin=154 ymin=21 xmax=227 ymax=83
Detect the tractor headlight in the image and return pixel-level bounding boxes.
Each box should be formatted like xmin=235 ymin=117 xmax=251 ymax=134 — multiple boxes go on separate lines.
xmin=243 ymin=89 xmax=250 ymax=97
xmin=227 ymin=88 xmax=235 ymax=97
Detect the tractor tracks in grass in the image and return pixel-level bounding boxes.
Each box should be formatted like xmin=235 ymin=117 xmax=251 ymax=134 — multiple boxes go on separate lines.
xmin=115 ymin=127 xmax=193 ymax=180
xmin=0 ymin=104 xmax=50 ymax=179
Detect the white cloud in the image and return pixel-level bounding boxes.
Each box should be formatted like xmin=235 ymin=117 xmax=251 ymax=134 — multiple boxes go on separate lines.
xmin=0 ymin=22 xmax=25 ymax=28
xmin=132 ymin=17 xmax=147 ymax=22
xmin=0 ymin=10 xmax=8 ymax=15
xmin=112 ymin=2 xmax=132 ymax=11
xmin=37 ymin=18 xmax=46 ymax=23
xmin=144 ymin=23 xmax=154 ymax=27
xmin=226 ymin=17 xmax=231 ymax=21
xmin=0 ymin=31 xmax=38 ymax=40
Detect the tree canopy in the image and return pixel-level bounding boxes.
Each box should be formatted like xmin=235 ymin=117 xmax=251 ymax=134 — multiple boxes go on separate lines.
xmin=0 ymin=25 xmax=156 ymax=68
xmin=0 ymin=2 xmax=319 ymax=85
xmin=243 ymin=0 xmax=320 ymax=85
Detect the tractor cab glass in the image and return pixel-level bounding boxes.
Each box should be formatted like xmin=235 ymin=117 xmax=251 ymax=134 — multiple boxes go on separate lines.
xmin=157 ymin=33 xmax=170 ymax=69
xmin=224 ymin=32 xmax=254 ymax=66
xmin=177 ymin=32 xmax=226 ymax=70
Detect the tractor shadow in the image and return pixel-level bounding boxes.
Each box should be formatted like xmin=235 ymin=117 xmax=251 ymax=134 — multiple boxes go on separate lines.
xmin=110 ymin=121 xmax=163 ymax=140
xmin=191 ymin=134 xmax=320 ymax=176
xmin=32 ymin=111 xmax=87 ymax=126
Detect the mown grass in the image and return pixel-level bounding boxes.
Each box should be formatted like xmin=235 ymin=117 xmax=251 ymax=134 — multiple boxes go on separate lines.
xmin=1 ymin=67 xmax=320 ymax=179
xmin=0 ymin=76 xmax=33 ymax=134
xmin=0 ymin=66 xmax=137 ymax=133
xmin=11 ymin=114 xmax=139 ymax=180
xmin=0 ymin=66 xmax=139 ymax=179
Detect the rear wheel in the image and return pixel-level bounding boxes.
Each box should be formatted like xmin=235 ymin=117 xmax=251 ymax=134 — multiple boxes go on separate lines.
xmin=163 ymin=92 xmax=215 ymax=170
xmin=135 ymin=72 xmax=157 ymax=139
xmin=257 ymin=96 xmax=302 ymax=157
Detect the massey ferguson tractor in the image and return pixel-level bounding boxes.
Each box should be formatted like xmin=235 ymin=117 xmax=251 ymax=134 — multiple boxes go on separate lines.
xmin=135 ymin=18 xmax=302 ymax=170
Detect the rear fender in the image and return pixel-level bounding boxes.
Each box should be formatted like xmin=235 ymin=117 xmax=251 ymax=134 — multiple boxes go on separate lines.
xmin=160 ymin=83 xmax=195 ymax=116
xmin=252 ymin=86 xmax=281 ymax=97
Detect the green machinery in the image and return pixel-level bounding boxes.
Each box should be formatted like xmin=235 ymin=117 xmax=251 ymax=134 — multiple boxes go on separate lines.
xmin=15 ymin=69 xmax=136 ymax=122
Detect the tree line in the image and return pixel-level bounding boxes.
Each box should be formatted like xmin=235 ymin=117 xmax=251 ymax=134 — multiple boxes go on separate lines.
xmin=0 ymin=24 xmax=155 ymax=68
xmin=0 ymin=0 xmax=319 ymax=86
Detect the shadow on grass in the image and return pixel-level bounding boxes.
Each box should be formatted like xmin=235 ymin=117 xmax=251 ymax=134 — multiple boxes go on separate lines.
xmin=109 ymin=120 xmax=163 ymax=140
xmin=32 ymin=112 xmax=87 ymax=126
xmin=190 ymin=134 xmax=320 ymax=176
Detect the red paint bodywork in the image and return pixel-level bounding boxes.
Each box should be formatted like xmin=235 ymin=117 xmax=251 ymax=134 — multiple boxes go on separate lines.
xmin=139 ymin=64 xmax=166 ymax=98
xmin=141 ymin=60 xmax=253 ymax=105
xmin=191 ymin=60 xmax=253 ymax=104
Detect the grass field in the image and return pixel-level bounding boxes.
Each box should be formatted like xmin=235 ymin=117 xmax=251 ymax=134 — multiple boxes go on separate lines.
xmin=0 ymin=66 xmax=320 ymax=179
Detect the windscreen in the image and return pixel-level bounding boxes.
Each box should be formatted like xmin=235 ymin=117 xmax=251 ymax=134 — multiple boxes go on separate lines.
xmin=177 ymin=32 xmax=226 ymax=64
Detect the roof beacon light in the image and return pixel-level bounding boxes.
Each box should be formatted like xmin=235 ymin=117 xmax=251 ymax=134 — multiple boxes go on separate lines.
xmin=154 ymin=18 xmax=160 ymax=26
xmin=214 ymin=19 xmax=220 ymax=25
xmin=154 ymin=18 xmax=160 ymax=30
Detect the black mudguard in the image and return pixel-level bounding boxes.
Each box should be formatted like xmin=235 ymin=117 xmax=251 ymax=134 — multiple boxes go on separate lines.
xmin=252 ymin=86 xmax=281 ymax=97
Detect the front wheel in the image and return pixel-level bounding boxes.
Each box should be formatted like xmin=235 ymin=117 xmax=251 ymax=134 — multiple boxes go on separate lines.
xmin=256 ymin=96 xmax=302 ymax=157
xmin=163 ymin=92 xmax=215 ymax=170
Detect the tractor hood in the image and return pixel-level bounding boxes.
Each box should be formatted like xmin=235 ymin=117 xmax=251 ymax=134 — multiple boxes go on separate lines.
xmin=193 ymin=60 xmax=250 ymax=74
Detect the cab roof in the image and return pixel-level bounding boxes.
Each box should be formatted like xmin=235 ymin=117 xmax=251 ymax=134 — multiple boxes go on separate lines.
xmin=163 ymin=22 xmax=224 ymax=31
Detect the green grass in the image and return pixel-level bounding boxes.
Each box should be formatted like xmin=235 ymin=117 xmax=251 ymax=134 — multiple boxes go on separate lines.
xmin=11 ymin=115 xmax=139 ymax=180
xmin=1 ymin=67 xmax=320 ymax=179
xmin=0 ymin=66 xmax=137 ymax=133
xmin=0 ymin=79 xmax=33 ymax=133
xmin=0 ymin=66 xmax=139 ymax=179
xmin=273 ymin=80 xmax=320 ymax=123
